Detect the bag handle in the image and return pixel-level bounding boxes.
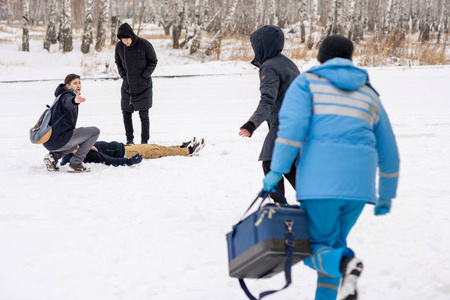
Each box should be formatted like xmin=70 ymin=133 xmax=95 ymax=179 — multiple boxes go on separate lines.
xmin=238 ymin=188 xmax=287 ymax=225
xmin=238 ymin=220 xmax=295 ymax=300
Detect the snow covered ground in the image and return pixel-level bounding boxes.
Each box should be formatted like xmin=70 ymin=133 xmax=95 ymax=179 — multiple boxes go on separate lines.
xmin=1 ymin=32 xmax=450 ymax=300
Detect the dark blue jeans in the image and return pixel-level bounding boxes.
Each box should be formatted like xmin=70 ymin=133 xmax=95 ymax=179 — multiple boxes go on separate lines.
xmin=122 ymin=109 xmax=150 ymax=143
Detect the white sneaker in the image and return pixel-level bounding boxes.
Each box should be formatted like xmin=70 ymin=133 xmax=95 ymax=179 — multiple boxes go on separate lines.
xmin=189 ymin=138 xmax=205 ymax=156
xmin=181 ymin=137 xmax=197 ymax=148
xmin=339 ymin=257 xmax=363 ymax=300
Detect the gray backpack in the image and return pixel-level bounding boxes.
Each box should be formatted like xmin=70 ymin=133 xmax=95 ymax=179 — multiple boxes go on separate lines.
xmin=29 ymin=95 xmax=66 ymax=144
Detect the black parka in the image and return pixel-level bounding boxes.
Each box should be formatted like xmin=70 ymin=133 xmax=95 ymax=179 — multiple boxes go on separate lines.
xmin=43 ymin=84 xmax=79 ymax=151
xmin=245 ymin=25 xmax=300 ymax=161
xmin=115 ymin=23 xmax=158 ymax=112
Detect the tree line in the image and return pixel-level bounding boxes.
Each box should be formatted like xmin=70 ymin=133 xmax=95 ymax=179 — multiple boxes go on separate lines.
xmin=1 ymin=0 xmax=448 ymax=56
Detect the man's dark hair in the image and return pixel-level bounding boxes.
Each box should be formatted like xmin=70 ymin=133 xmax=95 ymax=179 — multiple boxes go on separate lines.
xmin=64 ymin=74 xmax=81 ymax=85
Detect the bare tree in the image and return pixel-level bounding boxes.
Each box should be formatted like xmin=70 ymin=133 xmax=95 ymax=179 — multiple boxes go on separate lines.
xmin=81 ymin=0 xmax=94 ymax=54
xmin=6 ymin=0 xmax=13 ymax=24
xmin=267 ymin=0 xmax=278 ymax=25
xmin=95 ymin=0 xmax=110 ymax=51
xmin=111 ymin=0 xmax=119 ymax=44
xmin=317 ymin=0 xmax=336 ymax=46
xmin=420 ymin=0 xmax=433 ymax=42
xmin=190 ymin=0 xmax=208 ymax=54
xmin=172 ymin=0 xmax=184 ymax=48
xmin=307 ymin=0 xmax=318 ymax=49
xmin=150 ymin=0 xmax=173 ymax=35
xmin=22 ymin=0 xmax=30 ymax=51
xmin=205 ymin=0 xmax=240 ymax=56
xmin=61 ymin=0 xmax=73 ymax=52
xmin=299 ymin=0 xmax=307 ymax=43
xmin=254 ymin=0 xmax=263 ymax=30
xmin=43 ymin=0 xmax=57 ymax=51
xmin=344 ymin=0 xmax=356 ymax=39
xmin=137 ymin=0 xmax=147 ymax=35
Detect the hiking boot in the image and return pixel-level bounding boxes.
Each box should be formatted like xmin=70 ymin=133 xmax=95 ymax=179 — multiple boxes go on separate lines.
xmin=189 ymin=138 xmax=205 ymax=156
xmin=181 ymin=137 xmax=197 ymax=148
xmin=68 ymin=162 xmax=91 ymax=173
xmin=44 ymin=153 xmax=60 ymax=172
xmin=339 ymin=257 xmax=363 ymax=300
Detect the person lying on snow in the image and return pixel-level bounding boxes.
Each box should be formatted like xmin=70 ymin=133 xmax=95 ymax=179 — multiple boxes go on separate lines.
xmin=60 ymin=137 xmax=205 ymax=167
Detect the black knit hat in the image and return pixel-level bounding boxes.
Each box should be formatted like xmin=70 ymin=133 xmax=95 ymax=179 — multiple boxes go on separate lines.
xmin=317 ymin=35 xmax=354 ymax=63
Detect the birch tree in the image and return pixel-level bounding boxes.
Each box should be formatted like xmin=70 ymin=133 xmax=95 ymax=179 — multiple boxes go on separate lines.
xmin=81 ymin=0 xmax=94 ymax=54
xmin=43 ymin=0 xmax=57 ymax=51
xmin=267 ymin=0 xmax=278 ymax=25
xmin=172 ymin=0 xmax=184 ymax=48
xmin=307 ymin=0 xmax=318 ymax=49
xmin=61 ymin=0 xmax=73 ymax=52
xmin=190 ymin=0 xmax=208 ymax=54
xmin=205 ymin=0 xmax=240 ymax=56
xmin=111 ymin=0 xmax=119 ymax=44
xmin=344 ymin=0 xmax=356 ymax=39
xmin=6 ymin=0 xmax=13 ymax=24
xmin=95 ymin=0 xmax=110 ymax=51
xmin=299 ymin=0 xmax=307 ymax=43
xmin=438 ymin=0 xmax=448 ymax=42
xmin=335 ymin=0 xmax=343 ymax=34
xmin=421 ymin=0 xmax=433 ymax=42
xmin=150 ymin=0 xmax=173 ymax=36
xmin=317 ymin=0 xmax=336 ymax=46
xmin=22 ymin=0 xmax=30 ymax=51
xmin=254 ymin=0 xmax=263 ymax=30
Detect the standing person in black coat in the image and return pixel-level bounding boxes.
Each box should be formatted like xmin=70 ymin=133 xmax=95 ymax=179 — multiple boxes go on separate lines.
xmin=115 ymin=23 xmax=158 ymax=145
xmin=239 ymin=25 xmax=300 ymax=203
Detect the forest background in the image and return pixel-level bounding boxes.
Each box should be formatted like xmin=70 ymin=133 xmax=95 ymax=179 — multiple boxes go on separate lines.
xmin=0 ymin=0 xmax=449 ymax=68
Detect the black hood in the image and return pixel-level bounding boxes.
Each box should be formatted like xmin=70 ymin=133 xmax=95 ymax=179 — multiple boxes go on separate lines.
xmin=117 ymin=23 xmax=137 ymax=44
xmin=250 ymin=25 xmax=284 ymax=67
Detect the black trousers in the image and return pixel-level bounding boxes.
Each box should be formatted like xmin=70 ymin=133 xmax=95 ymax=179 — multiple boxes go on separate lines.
xmin=122 ymin=109 xmax=150 ymax=143
xmin=262 ymin=160 xmax=296 ymax=204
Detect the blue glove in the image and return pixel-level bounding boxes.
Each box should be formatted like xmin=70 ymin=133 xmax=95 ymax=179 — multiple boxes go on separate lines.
xmin=263 ymin=171 xmax=283 ymax=192
xmin=374 ymin=196 xmax=392 ymax=216
xmin=127 ymin=154 xmax=143 ymax=166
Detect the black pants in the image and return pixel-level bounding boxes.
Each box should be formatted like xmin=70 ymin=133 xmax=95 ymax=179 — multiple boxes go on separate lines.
xmin=122 ymin=109 xmax=150 ymax=143
xmin=262 ymin=160 xmax=296 ymax=204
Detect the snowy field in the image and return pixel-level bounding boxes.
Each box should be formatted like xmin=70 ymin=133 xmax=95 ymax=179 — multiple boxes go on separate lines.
xmin=1 ymin=37 xmax=450 ymax=300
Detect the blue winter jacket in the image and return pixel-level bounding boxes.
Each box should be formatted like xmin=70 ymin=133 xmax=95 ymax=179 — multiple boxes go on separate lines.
xmin=271 ymin=58 xmax=400 ymax=204
xmin=43 ymin=84 xmax=79 ymax=151
xmin=61 ymin=141 xmax=128 ymax=166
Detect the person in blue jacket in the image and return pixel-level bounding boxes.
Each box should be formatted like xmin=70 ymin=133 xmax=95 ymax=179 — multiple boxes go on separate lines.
xmin=43 ymin=74 xmax=100 ymax=173
xmin=263 ymin=35 xmax=400 ymax=300
xmin=60 ymin=137 xmax=205 ymax=167
xmin=239 ymin=25 xmax=300 ymax=203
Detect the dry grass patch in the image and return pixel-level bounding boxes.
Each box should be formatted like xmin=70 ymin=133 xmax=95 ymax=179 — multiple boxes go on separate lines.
xmin=356 ymin=32 xmax=448 ymax=66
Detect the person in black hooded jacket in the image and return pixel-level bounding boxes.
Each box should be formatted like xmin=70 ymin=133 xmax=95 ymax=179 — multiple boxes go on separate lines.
xmin=115 ymin=23 xmax=158 ymax=145
xmin=238 ymin=25 xmax=300 ymax=203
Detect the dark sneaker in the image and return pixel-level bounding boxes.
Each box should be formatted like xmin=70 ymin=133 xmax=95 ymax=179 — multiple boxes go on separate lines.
xmin=181 ymin=137 xmax=196 ymax=148
xmin=339 ymin=257 xmax=363 ymax=300
xmin=68 ymin=162 xmax=91 ymax=173
xmin=126 ymin=140 xmax=134 ymax=145
xmin=189 ymin=138 xmax=205 ymax=156
xmin=141 ymin=141 xmax=148 ymax=144
xmin=44 ymin=153 xmax=59 ymax=172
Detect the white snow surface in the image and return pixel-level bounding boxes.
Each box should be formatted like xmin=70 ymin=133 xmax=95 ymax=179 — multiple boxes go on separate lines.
xmin=1 ymin=35 xmax=450 ymax=300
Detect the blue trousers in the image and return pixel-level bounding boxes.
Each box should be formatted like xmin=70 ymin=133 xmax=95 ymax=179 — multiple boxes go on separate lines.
xmin=300 ymin=199 xmax=365 ymax=300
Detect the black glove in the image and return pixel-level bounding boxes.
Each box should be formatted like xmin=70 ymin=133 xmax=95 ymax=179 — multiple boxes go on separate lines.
xmin=126 ymin=154 xmax=143 ymax=166
xmin=240 ymin=121 xmax=256 ymax=137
